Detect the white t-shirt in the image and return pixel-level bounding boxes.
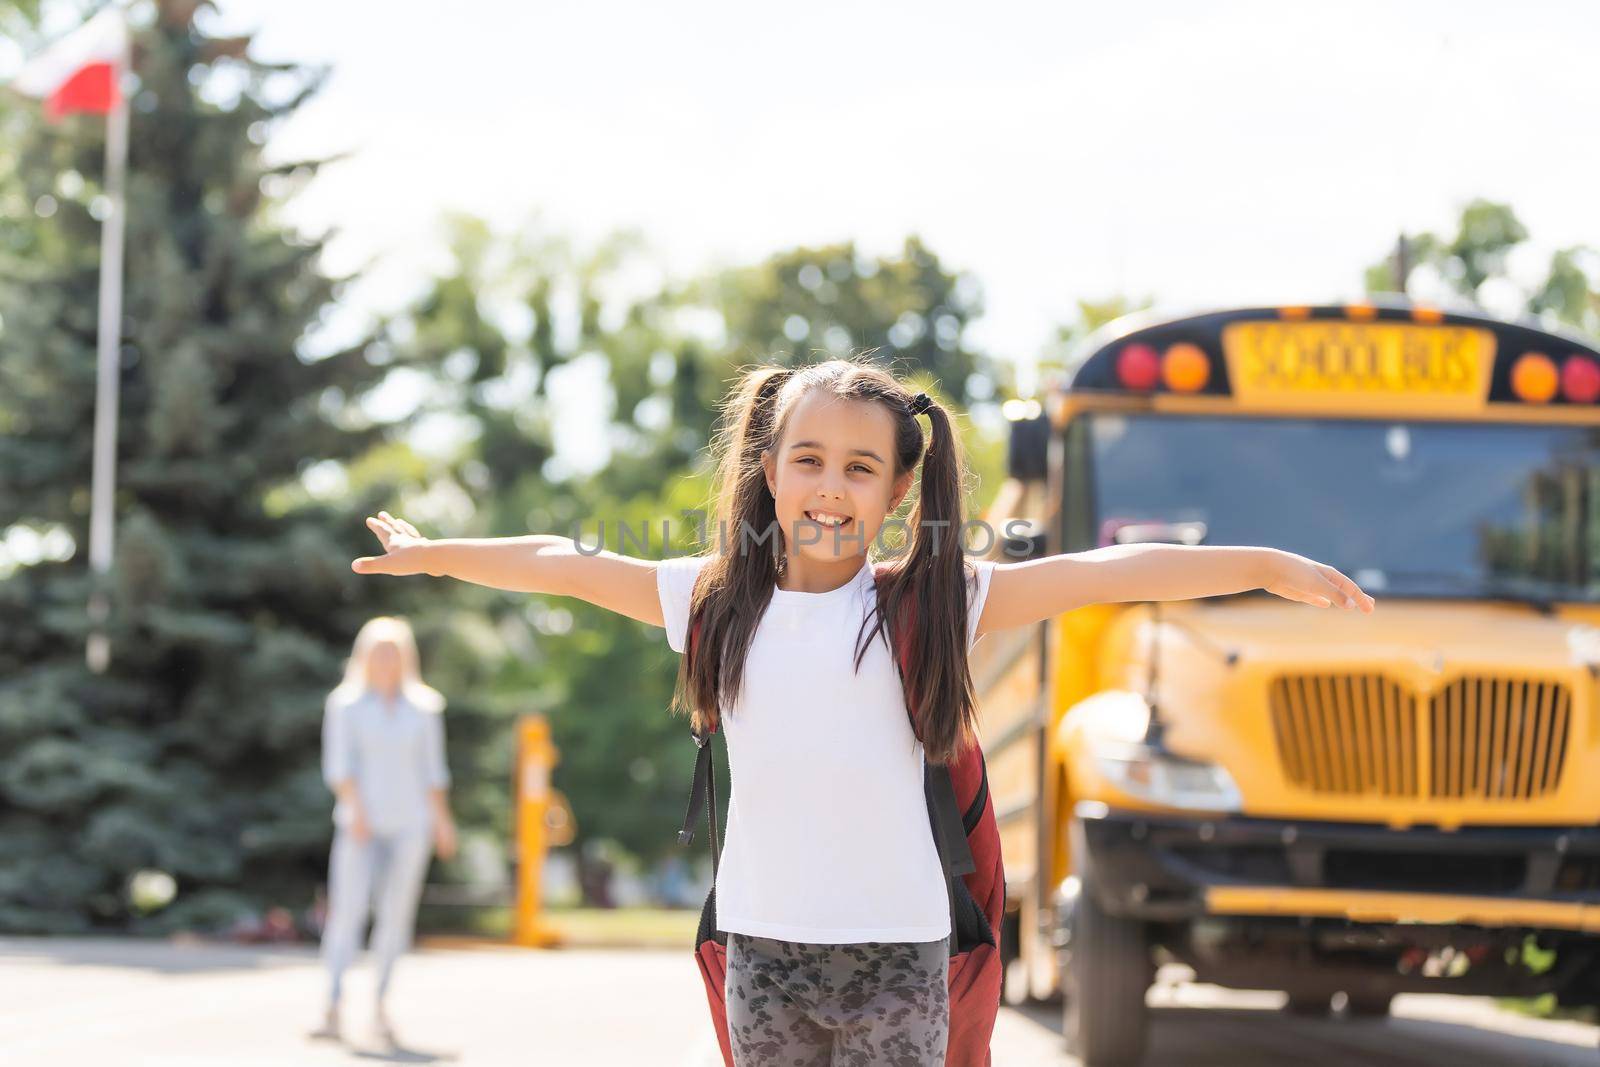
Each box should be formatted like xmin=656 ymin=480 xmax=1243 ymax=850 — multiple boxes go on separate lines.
xmin=656 ymin=552 xmax=996 ymax=944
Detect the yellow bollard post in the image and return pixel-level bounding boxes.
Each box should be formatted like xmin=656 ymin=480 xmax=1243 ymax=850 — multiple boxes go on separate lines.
xmin=513 ymin=715 xmax=565 ymax=947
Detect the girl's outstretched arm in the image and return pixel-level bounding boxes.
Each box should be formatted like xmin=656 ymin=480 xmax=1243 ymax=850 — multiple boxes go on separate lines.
xmin=976 ymin=544 xmax=1377 ymax=634
xmin=351 ymin=511 xmax=665 ymax=627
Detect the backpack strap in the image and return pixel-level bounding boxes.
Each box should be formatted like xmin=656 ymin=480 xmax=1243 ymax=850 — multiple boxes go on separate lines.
xmin=676 ymin=591 xmax=722 ymax=878
xmin=872 ymin=565 xmax=979 ymax=953
xmin=677 ymin=721 xmax=721 ymax=878
xmin=926 ymin=763 xmax=977 ymax=877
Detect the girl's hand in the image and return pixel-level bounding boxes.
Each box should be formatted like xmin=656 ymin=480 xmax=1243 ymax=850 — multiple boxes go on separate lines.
xmin=350 ymin=805 xmax=372 ymax=843
xmin=433 ymin=815 xmax=457 ymax=861
xmin=352 ymin=511 xmax=438 ymax=576
xmin=1262 ymin=549 xmax=1376 ymax=613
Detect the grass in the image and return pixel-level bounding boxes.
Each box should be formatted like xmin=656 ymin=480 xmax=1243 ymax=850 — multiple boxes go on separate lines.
xmin=419 ymin=904 xmax=699 ymax=949
xmin=545 ymin=906 xmax=700 ymax=947
xmin=1498 ymin=992 xmax=1598 ymax=1024
xmin=1495 ymin=937 xmax=1598 ymax=1022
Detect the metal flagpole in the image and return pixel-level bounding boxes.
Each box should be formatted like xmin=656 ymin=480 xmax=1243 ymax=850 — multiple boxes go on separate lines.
xmin=85 ymin=26 xmax=130 ymax=675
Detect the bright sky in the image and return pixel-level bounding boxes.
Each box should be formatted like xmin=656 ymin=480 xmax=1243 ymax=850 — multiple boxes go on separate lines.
xmin=11 ymin=1 xmax=1600 ymax=472
xmin=205 ymin=0 xmax=1600 ymax=351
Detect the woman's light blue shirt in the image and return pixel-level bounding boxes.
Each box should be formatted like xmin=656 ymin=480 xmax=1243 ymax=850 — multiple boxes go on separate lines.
xmin=321 ymin=688 xmax=451 ymax=835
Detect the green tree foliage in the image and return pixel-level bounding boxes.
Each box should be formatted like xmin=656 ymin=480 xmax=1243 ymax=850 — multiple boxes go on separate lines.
xmin=1529 ymin=247 xmax=1600 ymax=337
xmin=1366 ymin=199 xmax=1600 ymax=336
xmin=0 ymin=0 xmax=45 ymax=38
xmin=694 ymin=236 xmax=994 ymax=407
xmin=0 ymin=2 xmax=413 ymax=932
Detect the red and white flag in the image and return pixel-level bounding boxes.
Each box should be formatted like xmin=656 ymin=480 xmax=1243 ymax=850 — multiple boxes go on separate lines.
xmin=12 ymin=9 xmax=128 ymax=122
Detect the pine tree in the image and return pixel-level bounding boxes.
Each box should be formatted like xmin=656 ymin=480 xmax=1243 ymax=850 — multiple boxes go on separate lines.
xmin=0 ymin=1 xmax=415 ymax=932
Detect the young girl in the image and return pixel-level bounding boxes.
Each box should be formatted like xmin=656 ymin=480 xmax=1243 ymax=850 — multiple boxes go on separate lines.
xmin=349 ymin=357 xmax=1375 ymax=1064
xmin=313 ymin=616 xmax=457 ymax=1048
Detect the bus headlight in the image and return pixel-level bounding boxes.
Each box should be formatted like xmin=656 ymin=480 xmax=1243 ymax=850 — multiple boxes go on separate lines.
xmin=1092 ymin=741 xmax=1242 ymax=812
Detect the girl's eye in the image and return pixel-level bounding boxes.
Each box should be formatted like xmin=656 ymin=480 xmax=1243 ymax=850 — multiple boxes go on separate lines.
xmin=796 ymin=456 xmax=873 ymax=475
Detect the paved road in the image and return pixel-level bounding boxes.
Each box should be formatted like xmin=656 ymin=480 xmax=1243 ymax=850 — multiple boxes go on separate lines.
xmin=995 ymin=976 xmax=1600 ymax=1066
xmin=3 ymin=938 xmax=1596 ymax=1065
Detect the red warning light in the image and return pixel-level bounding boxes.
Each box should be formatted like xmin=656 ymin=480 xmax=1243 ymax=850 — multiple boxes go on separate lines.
xmin=1561 ymin=355 xmax=1600 ymax=403
xmin=1116 ymin=343 xmax=1161 ymax=391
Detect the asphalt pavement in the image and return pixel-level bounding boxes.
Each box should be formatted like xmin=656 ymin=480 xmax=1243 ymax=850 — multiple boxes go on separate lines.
xmin=3 ymin=937 xmax=1596 ymax=1066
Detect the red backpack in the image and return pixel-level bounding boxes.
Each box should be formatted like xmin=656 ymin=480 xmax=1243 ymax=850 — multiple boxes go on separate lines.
xmin=676 ymin=561 xmax=1005 ymax=1066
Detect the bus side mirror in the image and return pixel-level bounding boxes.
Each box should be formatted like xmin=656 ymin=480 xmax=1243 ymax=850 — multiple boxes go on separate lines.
xmin=1107 ymin=520 xmax=1208 ymax=547
xmin=1001 ymin=518 xmax=1050 ymax=560
xmin=1006 ymin=412 xmax=1051 ymax=482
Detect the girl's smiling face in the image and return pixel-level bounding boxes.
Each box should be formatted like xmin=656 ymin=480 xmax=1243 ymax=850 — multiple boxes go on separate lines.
xmin=762 ymin=389 xmax=914 ymax=567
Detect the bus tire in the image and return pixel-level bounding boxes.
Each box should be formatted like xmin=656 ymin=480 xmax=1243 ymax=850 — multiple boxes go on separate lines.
xmin=1341 ymin=992 xmax=1393 ymax=1018
xmin=1283 ymin=992 xmax=1329 ymax=1016
xmin=1059 ymin=872 xmax=1151 ymax=1066
xmin=999 ymin=907 xmax=1023 ymax=1005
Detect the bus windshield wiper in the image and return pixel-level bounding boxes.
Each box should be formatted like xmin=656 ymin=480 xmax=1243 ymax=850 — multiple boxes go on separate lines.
xmin=1204 ymin=568 xmax=1573 ymax=614
xmin=1372 ymin=569 xmax=1565 ymax=614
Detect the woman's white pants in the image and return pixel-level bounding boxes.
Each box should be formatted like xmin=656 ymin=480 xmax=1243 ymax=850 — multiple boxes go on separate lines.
xmin=320 ymin=826 xmax=433 ymax=1005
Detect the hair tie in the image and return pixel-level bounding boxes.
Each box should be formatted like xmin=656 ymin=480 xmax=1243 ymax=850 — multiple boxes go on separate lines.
xmin=908 ymin=392 xmax=932 ymax=416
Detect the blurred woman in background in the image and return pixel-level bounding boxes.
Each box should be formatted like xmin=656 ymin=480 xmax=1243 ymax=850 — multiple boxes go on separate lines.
xmin=312 ymin=616 xmax=456 ymax=1047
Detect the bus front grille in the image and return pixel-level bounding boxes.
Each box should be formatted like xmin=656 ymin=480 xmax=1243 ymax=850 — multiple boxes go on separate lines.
xmin=1268 ymin=673 xmax=1573 ymax=802
xmin=1428 ymin=676 xmax=1570 ymax=800
xmin=1269 ymin=674 xmax=1419 ymax=797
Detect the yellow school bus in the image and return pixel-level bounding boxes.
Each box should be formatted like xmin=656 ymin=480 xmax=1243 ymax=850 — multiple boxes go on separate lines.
xmin=974 ymin=301 xmax=1600 ymax=1066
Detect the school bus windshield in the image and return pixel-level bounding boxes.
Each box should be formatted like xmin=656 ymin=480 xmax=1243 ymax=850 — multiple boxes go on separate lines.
xmin=1083 ymin=413 xmax=1600 ymax=603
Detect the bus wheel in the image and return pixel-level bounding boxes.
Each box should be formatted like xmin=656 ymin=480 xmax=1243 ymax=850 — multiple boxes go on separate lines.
xmin=1283 ymin=992 xmax=1330 ymax=1016
xmin=999 ymin=908 xmax=1023 ymax=1005
xmin=1059 ymin=873 xmax=1151 ymax=1066
xmin=1340 ymin=992 xmax=1393 ymax=1018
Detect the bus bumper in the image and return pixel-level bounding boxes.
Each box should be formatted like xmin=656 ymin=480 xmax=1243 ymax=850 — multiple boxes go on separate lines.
xmin=1074 ymin=801 xmax=1600 ymax=931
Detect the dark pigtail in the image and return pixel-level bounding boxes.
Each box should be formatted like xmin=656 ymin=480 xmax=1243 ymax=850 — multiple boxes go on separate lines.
xmin=869 ymin=393 xmax=980 ymax=764
xmin=669 ymin=365 xmax=793 ymax=737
